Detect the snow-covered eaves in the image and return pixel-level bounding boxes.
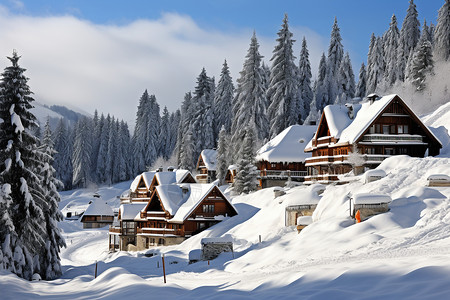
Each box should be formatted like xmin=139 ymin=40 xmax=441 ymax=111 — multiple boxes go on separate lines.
xmin=155 ymin=170 xmax=192 ymax=185
xmin=256 ymin=125 xmax=317 ymax=163
xmin=352 ymin=193 xmax=392 ymax=205
xmin=120 ymin=203 xmax=147 ymax=220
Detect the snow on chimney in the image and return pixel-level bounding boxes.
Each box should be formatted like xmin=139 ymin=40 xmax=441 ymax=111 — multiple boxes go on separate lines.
xmin=366 ymin=93 xmax=379 ymax=104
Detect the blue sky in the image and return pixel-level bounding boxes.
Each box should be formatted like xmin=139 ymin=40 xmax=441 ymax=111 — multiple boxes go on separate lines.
xmin=0 ymin=0 xmax=445 ymax=125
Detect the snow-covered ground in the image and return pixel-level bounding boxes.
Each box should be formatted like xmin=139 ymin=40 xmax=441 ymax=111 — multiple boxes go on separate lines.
xmin=1 ymin=109 xmax=450 ymax=299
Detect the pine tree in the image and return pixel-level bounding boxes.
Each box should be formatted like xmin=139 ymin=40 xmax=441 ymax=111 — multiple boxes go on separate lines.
xmin=96 ymin=114 xmax=110 ymax=183
xmin=335 ymin=52 xmax=355 ymax=104
xmin=367 ymin=35 xmax=385 ymax=93
xmin=159 ymin=106 xmax=171 ymax=160
xmin=326 ymin=17 xmax=344 ymax=105
xmin=267 ymin=14 xmax=299 ymax=138
xmin=214 ymin=60 xmax=234 ymax=137
xmin=169 ymin=110 xmax=181 ymax=160
xmin=233 ymin=126 xmax=258 ymax=195
xmin=176 ymin=92 xmax=193 ymax=168
xmin=355 ymin=62 xmax=367 ymax=99
xmin=407 ymin=28 xmax=434 ymax=91
xmin=72 ymin=117 xmax=93 ymax=188
xmin=231 ymin=32 xmax=268 ymax=161
xmin=145 ymin=94 xmax=160 ymax=169
xmin=117 ymin=121 xmax=132 ymax=181
xmin=397 ymin=0 xmax=421 ymax=81
xmin=314 ymin=53 xmax=328 ymax=112
xmin=105 ymin=117 xmax=117 ymax=184
xmin=384 ymin=14 xmax=400 ymax=85
xmin=216 ymin=126 xmax=229 ymax=186
xmin=37 ymin=118 xmax=65 ymax=280
xmin=52 ymin=119 xmax=72 ymax=190
xmin=434 ymin=0 xmax=450 ymax=61
xmin=132 ymin=90 xmax=151 ymax=173
xmin=298 ymin=37 xmax=314 ymax=122
xmin=0 ymin=51 xmax=47 ymax=280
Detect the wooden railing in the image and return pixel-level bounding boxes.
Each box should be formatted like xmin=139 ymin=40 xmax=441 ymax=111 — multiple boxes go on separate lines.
xmin=259 ymin=170 xmax=307 ymax=178
xmin=109 ymin=226 xmax=121 ymax=234
xmin=137 ymin=228 xmax=184 ymax=236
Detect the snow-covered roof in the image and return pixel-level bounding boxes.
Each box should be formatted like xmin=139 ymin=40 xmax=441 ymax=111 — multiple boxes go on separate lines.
xmin=228 ymin=164 xmax=238 ymax=171
xmin=352 ymin=193 xmax=392 ymax=205
xmin=199 ymin=149 xmax=217 ymax=171
xmin=130 ymin=172 xmax=157 ymax=191
xmin=120 ymin=203 xmax=147 ymax=220
xmin=201 ymin=236 xmax=233 ymax=244
xmin=427 ymin=174 xmax=450 ymax=181
xmin=323 ymin=105 xmax=357 ymax=139
xmin=338 ymin=95 xmax=396 ymax=144
xmin=154 ymin=170 xmax=191 ymax=185
xmin=83 ymin=198 xmax=114 ymax=217
xmin=256 ymin=125 xmax=317 ymax=163
xmin=154 ymin=183 xmax=236 ymax=223
xmin=364 ymin=169 xmax=387 ymax=180
xmin=283 ymin=184 xmax=324 ymax=207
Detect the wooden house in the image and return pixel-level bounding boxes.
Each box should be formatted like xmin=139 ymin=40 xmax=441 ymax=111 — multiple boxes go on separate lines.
xmin=196 ymin=149 xmax=217 ymax=183
xmin=225 ymin=165 xmax=237 ymax=184
xmin=109 ymin=203 xmax=147 ymax=251
xmin=109 ymin=183 xmax=238 ymax=251
xmin=80 ymin=195 xmax=114 ymax=229
xmin=304 ymin=94 xmax=442 ymax=182
xmin=255 ymin=125 xmax=317 ymax=188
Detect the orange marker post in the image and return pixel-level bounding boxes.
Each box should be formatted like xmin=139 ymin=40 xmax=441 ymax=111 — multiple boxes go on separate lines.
xmin=355 ymin=210 xmax=361 ymax=223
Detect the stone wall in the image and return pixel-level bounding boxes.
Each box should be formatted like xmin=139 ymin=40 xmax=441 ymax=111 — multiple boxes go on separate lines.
xmin=285 ymin=205 xmax=317 ymax=226
xmin=201 ymin=242 xmax=233 ymax=261
xmin=353 ymin=203 xmax=390 ymax=221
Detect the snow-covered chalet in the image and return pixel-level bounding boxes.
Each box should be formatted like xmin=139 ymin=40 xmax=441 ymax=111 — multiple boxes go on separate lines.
xmin=196 ymin=149 xmax=217 ymax=183
xmin=255 ymin=125 xmax=317 ymax=188
xmin=304 ymin=94 xmax=442 ymax=181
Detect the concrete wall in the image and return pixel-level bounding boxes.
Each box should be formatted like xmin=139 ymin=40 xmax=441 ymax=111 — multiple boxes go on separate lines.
xmin=285 ymin=205 xmax=317 ymax=226
xmin=82 ymin=222 xmax=112 ymax=229
xmin=353 ymin=203 xmax=390 ymax=220
xmin=135 ymin=235 xmax=186 ymax=251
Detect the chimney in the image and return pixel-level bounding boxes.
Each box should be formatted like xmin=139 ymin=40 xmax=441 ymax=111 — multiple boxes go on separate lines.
xmin=366 ymin=93 xmax=379 ymax=104
xmin=345 ymin=103 xmax=354 ymax=119
xmin=181 ymin=184 xmax=189 ymax=195
xmin=167 ymin=166 xmax=175 ymax=172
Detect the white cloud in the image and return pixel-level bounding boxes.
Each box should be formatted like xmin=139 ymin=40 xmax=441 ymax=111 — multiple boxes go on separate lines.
xmin=0 ymin=8 xmax=326 ymax=127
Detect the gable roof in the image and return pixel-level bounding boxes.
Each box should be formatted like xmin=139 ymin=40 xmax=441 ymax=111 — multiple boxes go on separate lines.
xmin=306 ymin=94 xmax=442 ymax=149
xmin=198 ymin=149 xmax=217 ymax=171
xmin=130 ymin=170 xmax=193 ymax=192
xmin=152 ymin=183 xmax=237 ymax=223
xmin=130 ymin=171 xmax=156 ymax=191
xmin=256 ymin=125 xmax=317 ymax=163
xmin=120 ymin=203 xmax=147 ymax=221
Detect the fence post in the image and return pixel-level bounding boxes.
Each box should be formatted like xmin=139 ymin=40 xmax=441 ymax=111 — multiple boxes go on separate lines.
xmin=162 ymin=254 xmax=166 ymax=284
xmin=94 ymin=261 xmax=98 ymax=278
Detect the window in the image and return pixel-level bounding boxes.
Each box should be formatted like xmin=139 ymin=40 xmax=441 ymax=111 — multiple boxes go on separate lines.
xmin=365 ymin=148 xmax=375 ymax=154
xmin=383 ymin=125 xmax=390 ymax=134
xmin=369 ymin=125 xmax=375 ymax=134
xmin=403 ymin=125 xmax=409 ymax=134
xmin=203 ymin=204 xmax=214 ymax=213
xmin=197 ymin=222 xmax=206 ymax=230
xmin=158 ymin=238 xmax=165 ymax=245
xmin=398 ymin=125 xmax=403 ymax=134
xmin=390 ymin=125 xmax=396 ymax=134
xmin=122 ymin=221 xmax=135 ymax=235
xmin=384 ymin=148 xmax=394 ymax=155
xmin=375 ymin=124 xmax=381 ymax=133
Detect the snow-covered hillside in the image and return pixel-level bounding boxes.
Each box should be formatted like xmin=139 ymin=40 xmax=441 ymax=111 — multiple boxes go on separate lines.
xmin=1 ymin=109 xmax=450 ymax=299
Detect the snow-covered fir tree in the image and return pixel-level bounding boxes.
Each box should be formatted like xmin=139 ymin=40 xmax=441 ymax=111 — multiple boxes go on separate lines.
xmin=168 ymin=110 xmax=181 ymax=160
xmin=260 ymin=62 xmax=271 ymax=92
xmin=267 ymin=14 xmax=299 ymax=138
xmin=335 ymin=52 xmax=355 ymax=104
xmin=233 ymin=125 xmax=258 ymax=195
xmin=105 ymin=117 xmax=117 ymax=184
xmin=132 ymin=90 xmax=151 ymax=173
xmin=406 ymin=26 xmax=434 ymax=91
xmin=434 ymin=0 xmax=450 ymax=61
xmin=159 ymin=106 xmax=171 ymax=160
xmin=72 ymin=116 xmax=93 ymax=188
xmin=298 ymin=37 xmax=313 ymax=122
xmin=144 ymin=94 xmax=160 ymax=170
xmin=355 ymin=62 xmax=367 ymax=99
xmin=52 ymin=118 xmax=72 ymax=190
xmin=397 ymin=0 xmax=421 ymax=81
xmin=313 ymin=53 xmax=328 ymax=112
xmin=213 ymin=60 xmax=234 ymax=137
xmin=384 ymin=14 xmax=400 ymax=85
xmin=231 ymin=32 xmax=268 ymax=161
xmin=367 ymin=35 xmax=385 ymax=93
xmin=37 ymin=118 xmax=65 ymax=280
xmin=0 ymin=51 xmax=48 ymax=280
xmin=116 ymin=121 xmax=132 ymax=181
xmin=215 ymin=126 xmax=229 ymax=186
xmin=179 ymin=124 xmax=194 ymax=171
xmin=96 ymin=114 xmax=110 ymax=183
xmin=326 ymin=17 xmax=344 ymax=106
xmin=176 ymin=92 xmax=193 ymax=168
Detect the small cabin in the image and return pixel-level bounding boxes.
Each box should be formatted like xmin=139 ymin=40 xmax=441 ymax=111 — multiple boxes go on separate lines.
xmin=427 ymin=174 xmax=450 ymax=187
xmin=350 ymin=193 xmax=392 ymax=221
xmin=225 ymin=165 xmax=237 ymax=184
xmin=109 ymin=203 xmax=146 ymax=251
xmin=80 ymin=194 xmax=114 ymax=229
xmin=256 ymin=125 xmax=317 ymax=188
xmin=196 ymin=149 xmax=217 ymax=183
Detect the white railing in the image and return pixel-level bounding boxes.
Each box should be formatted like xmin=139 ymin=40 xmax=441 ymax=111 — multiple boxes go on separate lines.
xmin=261 ymin=170 xmax=307 ymax=178
xmin=362 ymin=134 xmax=423 ymax=142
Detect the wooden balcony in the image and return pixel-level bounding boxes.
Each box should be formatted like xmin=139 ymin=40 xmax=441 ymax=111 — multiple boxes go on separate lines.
xmin=137 ymin=227 xmax=184 ymax=237
xmin=259 ymin=170 xmax=307 ymax=179
xmin=362 ymin=134 xmax=423 ymax=143
xmin=109 ymin=226 xmax=121 ymax=234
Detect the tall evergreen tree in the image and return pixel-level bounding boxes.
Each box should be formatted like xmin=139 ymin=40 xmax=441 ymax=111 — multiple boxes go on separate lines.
xmin=216 ymin=126 xmax=229 ymax=186
xmin=314 ymin=53 xmax=328 ymax=112
xmin=176 ymin=92 xmax=193 ymax=168
xmin=434 ymin=0 xmax=450 ymax=61
xmin=298 ymin=37 xmax=313 ymax=122
xmin=159 ymin=106 xmax=171 ymax=160
xmin=214 ymin=60 xmax=234 ymax=137
xmin=233 ymin=125 xmax=258 ymax=195
xmin=168 ymin=110 xmax=181 ymax=160
xmin=355 ymin=62 xmax=367 ymax=98
xmin=267 ymin=14 xmax=299 ymax=138
xmin=384 ymin=14 xmax=400 ymax=85
xmin=37 ymin=118 xmax=65 ymax=280
xmin=326 ymin=17 xmax=344 ymax=105
xmin=145 ymin=94 xmax=160 ymax=170
xmin=52 ymin=119 xmax=72 ymax=190
xmin=407 ymin=26 xmax=434 ymax=91
xmin=231 ymin=32 xmax=268 ymax=161
xmin=0 ymin=51 xmax=47 ymax=280
xmin=367 ymin=35 xmax=385 ymax=93
xmin=335 ymin=52 xmax=355 ymax=104
xmin=96 ymin=114 xmax=110 ymax=183
xmin=132 ymin=90 xmax=151 ymax=173
xmin=72 ymin=117 xmax=93 ymax=188
xmin=397 ymin=0 xmax=421 ymax=81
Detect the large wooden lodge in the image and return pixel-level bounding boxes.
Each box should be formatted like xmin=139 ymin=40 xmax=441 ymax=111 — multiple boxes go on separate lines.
xmin=304 ymin=94 xmax=442 ymax=181
xmin=109 ymin=170 xmax=237 ymax=251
